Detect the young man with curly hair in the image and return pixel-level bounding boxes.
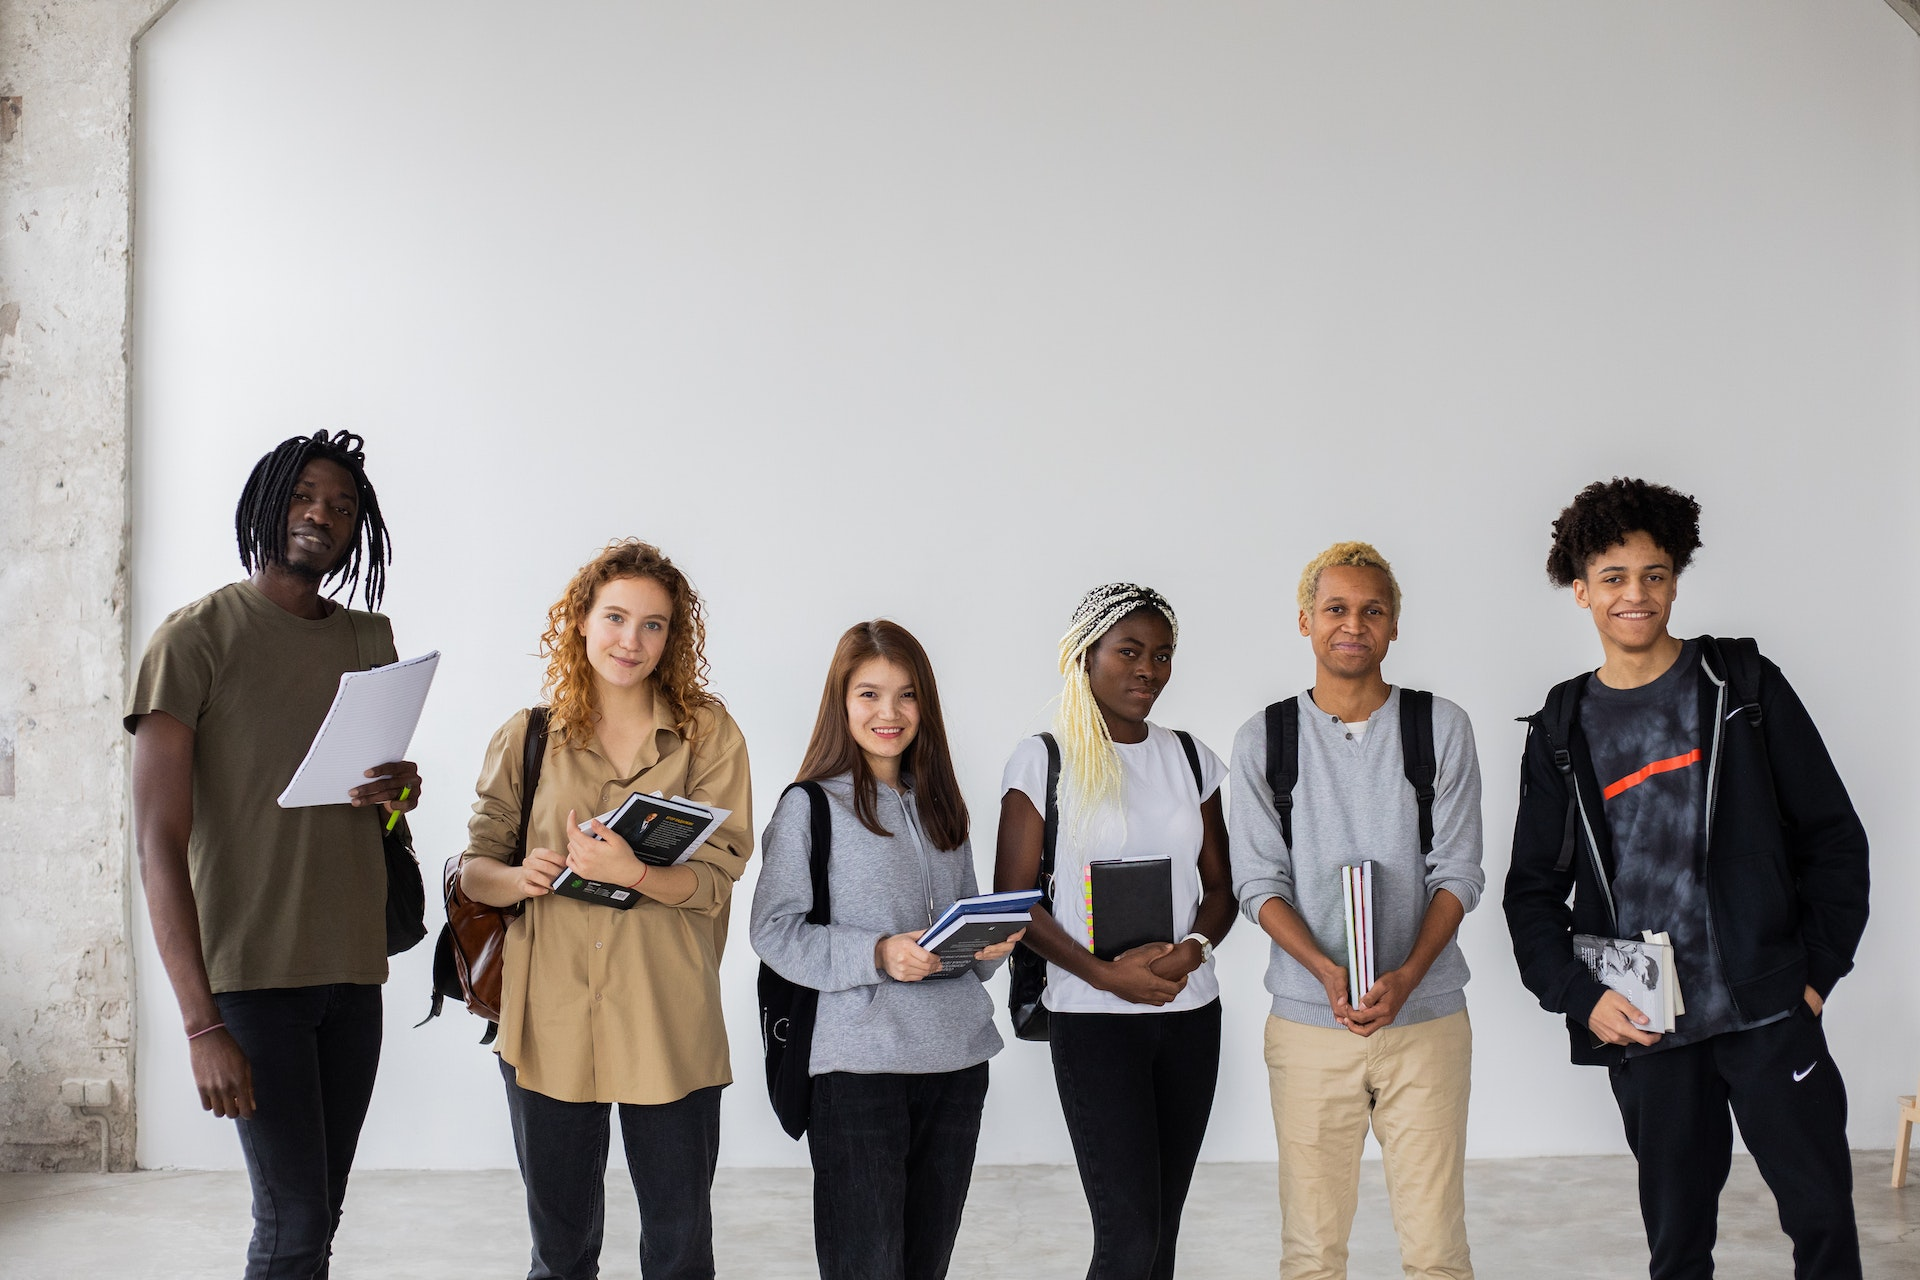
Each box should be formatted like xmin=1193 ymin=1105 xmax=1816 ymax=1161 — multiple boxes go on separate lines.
xmin=1503 ymin=478 xmax=1869 ymax=1280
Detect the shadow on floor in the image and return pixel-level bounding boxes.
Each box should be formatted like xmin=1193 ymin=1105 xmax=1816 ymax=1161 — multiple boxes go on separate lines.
xmin=1 ymin=1151 xmax=1912 ymax=1278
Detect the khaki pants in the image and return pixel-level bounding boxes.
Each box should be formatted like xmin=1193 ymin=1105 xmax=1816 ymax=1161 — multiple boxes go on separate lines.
xmin=1263 ymin=1009 xmax=1473 ymax=1280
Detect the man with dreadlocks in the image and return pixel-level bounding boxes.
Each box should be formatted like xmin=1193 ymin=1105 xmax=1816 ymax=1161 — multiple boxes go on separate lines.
xmin=1504 ymin=479 xmax=1867 ymax=1280
xmin=994 ymin=583 xmax=1237 ymax=1280
xmin=127 ymin=430 xmax=421 ymax=1278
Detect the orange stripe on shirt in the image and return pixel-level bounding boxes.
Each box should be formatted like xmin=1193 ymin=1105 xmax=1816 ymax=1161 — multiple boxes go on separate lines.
xmin=1603 ymin=748 xmax=1703 ymax=800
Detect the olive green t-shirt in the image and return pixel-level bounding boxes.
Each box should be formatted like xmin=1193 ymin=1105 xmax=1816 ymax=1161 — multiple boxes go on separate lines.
xmin=125 ymin=581 xmax=398 ymax=993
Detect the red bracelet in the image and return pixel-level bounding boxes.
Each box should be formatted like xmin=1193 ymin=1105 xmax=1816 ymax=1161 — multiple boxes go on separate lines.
xmin=187 ymin=1022 xmax=226 ymax=1042
xmin=625 ymin=863 xmax=649 ymax=890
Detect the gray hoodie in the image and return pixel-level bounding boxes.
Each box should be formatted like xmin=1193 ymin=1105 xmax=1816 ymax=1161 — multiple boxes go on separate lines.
xmin=1230 ymin=687 xmax=1485 ymax=1028
xmin=749 ymin=774 xmax=1005 ymax=1076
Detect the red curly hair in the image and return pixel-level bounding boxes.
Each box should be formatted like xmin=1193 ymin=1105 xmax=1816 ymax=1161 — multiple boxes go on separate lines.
xmin=540 ymin=539 xmax=720 ymax=746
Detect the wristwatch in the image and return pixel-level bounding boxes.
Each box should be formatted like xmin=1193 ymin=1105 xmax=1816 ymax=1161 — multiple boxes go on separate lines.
xmin=1181 ymin=932 xmax=1214 ymax=964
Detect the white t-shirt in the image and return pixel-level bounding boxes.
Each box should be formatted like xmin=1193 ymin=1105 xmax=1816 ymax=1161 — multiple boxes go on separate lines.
xmin=1000 ymin=723 xmax=1227 ymax=1015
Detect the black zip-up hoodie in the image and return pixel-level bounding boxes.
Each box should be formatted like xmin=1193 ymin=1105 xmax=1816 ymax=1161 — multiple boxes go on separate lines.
xmin=1502 ymin=637 xmax=1869 ymax=1067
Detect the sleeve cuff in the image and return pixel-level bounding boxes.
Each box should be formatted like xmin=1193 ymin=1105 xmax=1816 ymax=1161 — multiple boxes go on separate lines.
xmin=1241 ymin=891 xmax=1280 ymax=928
xmin=1428 ymin=876 xmax=1483 ymax=915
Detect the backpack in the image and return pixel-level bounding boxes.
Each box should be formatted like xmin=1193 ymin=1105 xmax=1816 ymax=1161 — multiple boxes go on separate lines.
xmin=1007 ymin=728 xmax=1206 ymax=1042
xmin=343 ymin=610 xmax=428 ymax=957
xmin=419 ymin=706 xmax=549 ymax=1043
xmin=756 ymin=781 xmax=831 ymax=1139
xmin=1264 ymin=690 xmax=1437 ymax=854
xmin=1531 ymin=637 xmax=1765 ymax=876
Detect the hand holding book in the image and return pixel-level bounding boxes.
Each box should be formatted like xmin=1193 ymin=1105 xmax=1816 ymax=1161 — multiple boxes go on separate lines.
xmin=564 ymin=809 xmax=646 ymax=888
xmin=876 ymin=931 xmax=944 ymax=982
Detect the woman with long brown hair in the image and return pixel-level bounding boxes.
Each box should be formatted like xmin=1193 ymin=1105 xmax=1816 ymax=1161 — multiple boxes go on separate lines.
xmin=750 ymin=620 xmax=1020 ymax=1280
xmin=460 ymin=539 xmax=752 ymax=1280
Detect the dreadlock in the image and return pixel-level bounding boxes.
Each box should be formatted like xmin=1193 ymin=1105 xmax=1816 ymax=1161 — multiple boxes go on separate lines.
xmin=234 ymin=430 xmax=391 ymax=609
xmin=1054 ymin=583 xmax=1179 ymax=834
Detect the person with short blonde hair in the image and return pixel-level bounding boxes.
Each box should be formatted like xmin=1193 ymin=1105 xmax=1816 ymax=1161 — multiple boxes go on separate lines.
xmin=1295 ymin=540 xmax=1402 ymax=619
xmin=1232 ymin=542 xmax=1483 ymax=1280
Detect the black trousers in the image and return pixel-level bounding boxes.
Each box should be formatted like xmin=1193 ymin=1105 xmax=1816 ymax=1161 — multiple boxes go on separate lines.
xmin=215 ymin=983 xmax=384 ymax=1280
xmin=1608 ymin=1003 xmax=1860 ymax=1280
xmin=807 ymin=1064 xmax=991 ymax=1280
xmin=498 ymin=1057 xmax=722 ymax=1280
xmin=1049 ymin=1000 xmax=1222 ymax=1280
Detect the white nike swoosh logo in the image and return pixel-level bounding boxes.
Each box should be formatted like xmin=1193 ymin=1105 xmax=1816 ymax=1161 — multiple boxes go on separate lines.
xmin=1793 ymin=1062 xmax=1818 ymax=1082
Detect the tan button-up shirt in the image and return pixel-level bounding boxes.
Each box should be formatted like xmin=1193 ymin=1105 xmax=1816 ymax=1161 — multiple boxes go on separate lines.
xmin=463 ymin=692 xmax=753 ymax=1104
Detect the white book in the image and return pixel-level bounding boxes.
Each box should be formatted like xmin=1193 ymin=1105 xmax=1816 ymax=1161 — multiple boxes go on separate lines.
xmin=1573 ymin=933 xmax=1678 ymax=1033
xmin=277 ymin=651 xmax=439 ymax=808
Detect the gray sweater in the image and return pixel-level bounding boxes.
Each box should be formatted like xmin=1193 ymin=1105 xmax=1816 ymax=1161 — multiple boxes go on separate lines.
xmin=1230 ymin=687 xmax=1485 ymax=1028
xmin=749 ymin=774 xmax=1004 ymax=1077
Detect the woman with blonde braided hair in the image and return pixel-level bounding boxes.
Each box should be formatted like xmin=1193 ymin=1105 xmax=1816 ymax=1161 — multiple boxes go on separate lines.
xmin=993 ymin=583 xmax=1236 ymax=1280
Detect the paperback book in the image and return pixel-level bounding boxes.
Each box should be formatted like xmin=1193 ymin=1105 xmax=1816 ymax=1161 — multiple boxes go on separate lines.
xmin=549 ymin=791 xmax=733 ymax=909
xmin=1572 ymin=931 xmax=1684 ymax=1033
xmin=917 ymin=889 xmax=1041 ymax=978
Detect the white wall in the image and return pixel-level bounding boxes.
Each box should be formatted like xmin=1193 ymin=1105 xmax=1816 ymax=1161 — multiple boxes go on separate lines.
xmin=131 ymin=1 xmax=1920 ymax=1170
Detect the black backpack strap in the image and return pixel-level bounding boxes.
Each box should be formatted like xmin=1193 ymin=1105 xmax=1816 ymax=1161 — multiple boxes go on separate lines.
xmin=1700 ymin=636 xmax=1764 ymax=728
xmin=1540 ymin=678 xmax=1584 ymax=875
xmin=471 ymin=705 xmax=551 ymax=1045
xmin=791 ymin=782 xmax=832 ymax=926
xmin=1398 ymin=690 xmax=1437 ymax=857
xmin=1036 ymin=733 xmax=1062 ymax=909
xmin=1264 ymin=699 xmax=1300 ymax=850
xmin=515 ymin=706 xmax=552 ymax=869
xmin=1172 ymin=729 xmax=1205 ymax=796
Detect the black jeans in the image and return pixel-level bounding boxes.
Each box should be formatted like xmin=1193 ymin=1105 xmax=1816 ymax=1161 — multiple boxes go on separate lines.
xmin=1609 ymin=1003 xmax=1860 ymax=1280
xmin=1049 ymin=1000 xmax=1221 ymax=1280
xmin=214 ymin=983 xmax=384 ymax=1280
xmin=498 ymin=1056 xmax=722 ymax=1280
xmin=806 ymin=1064 xmax=990 ymax=1280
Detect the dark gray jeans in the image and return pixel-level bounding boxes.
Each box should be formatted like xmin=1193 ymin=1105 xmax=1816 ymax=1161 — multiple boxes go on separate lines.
xmin=216 ymin=982 xmax=384 ymax=1280
xmin=498 ymin=1056 xmax=722 ymax=1280
xmin=806 ymin=1063 xmax=990 ymax=1280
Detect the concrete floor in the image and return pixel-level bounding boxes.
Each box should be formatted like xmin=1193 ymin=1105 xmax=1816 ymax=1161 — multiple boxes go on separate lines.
xmin=1 ymin=1153 xmax=1913 ymax=1278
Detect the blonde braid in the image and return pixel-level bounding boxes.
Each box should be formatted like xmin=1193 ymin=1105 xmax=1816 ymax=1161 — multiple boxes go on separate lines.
xmin=1052 ymin=583 xmax=1179 ymax=836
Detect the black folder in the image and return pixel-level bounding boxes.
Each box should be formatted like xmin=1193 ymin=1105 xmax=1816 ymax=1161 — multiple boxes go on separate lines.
xmin=1089 ymin=857 xmax=1175 ymax=961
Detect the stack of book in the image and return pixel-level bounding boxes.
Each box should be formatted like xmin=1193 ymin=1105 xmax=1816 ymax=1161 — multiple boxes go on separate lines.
xmin=1342 ymin=862 xmax=1375 ymax=1007
xmin=917 ymin=890 xmax=1042 ymax=977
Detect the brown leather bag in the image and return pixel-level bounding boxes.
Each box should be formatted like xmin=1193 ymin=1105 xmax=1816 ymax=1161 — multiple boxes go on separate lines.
xmin=422 ymin=707 xmax=549 ymax=1042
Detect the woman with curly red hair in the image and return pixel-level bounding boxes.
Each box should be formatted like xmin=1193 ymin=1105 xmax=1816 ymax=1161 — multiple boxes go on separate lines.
xmin=460 ymin=539 xmax=752 ymax=1280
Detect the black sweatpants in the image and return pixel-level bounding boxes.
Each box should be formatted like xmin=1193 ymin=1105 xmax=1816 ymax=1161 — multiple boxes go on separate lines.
xmin=1608 ymin=1002 xmax=1859 ymax=1280
xmin=1049 ymin=1000 xmax=1222 ymax=1280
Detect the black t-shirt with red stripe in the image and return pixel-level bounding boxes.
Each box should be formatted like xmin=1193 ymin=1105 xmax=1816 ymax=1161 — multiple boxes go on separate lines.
xmin=1581 ymin=641 xmax=1774 ymax=1052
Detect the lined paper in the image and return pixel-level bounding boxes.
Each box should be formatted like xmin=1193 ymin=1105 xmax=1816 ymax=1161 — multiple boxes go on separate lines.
xmin=277 ymin=651 xmax=440 ymax=808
